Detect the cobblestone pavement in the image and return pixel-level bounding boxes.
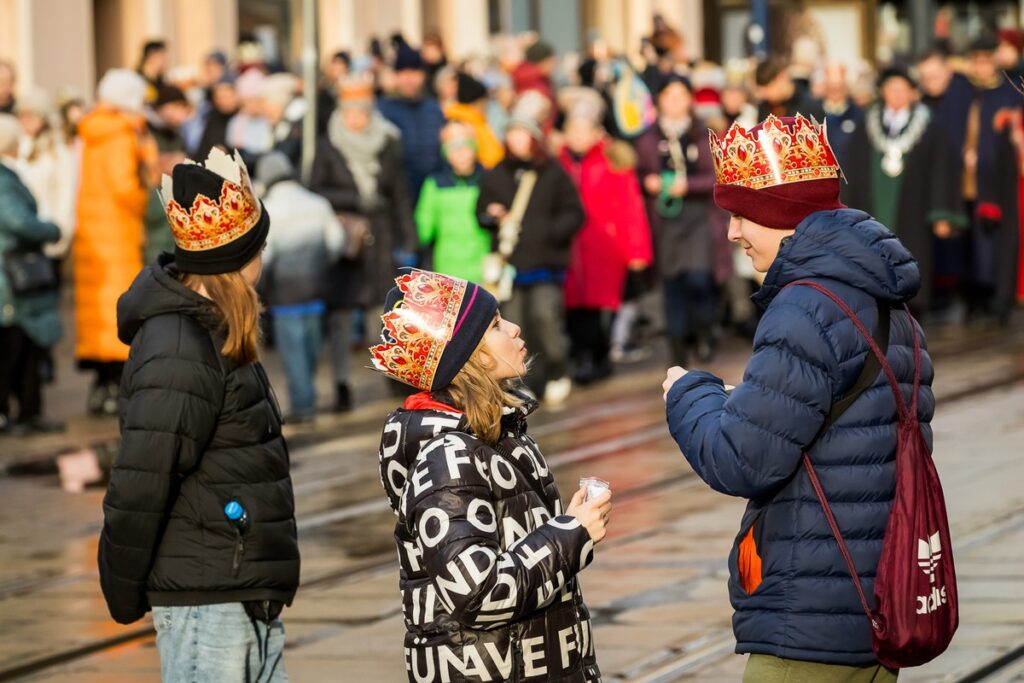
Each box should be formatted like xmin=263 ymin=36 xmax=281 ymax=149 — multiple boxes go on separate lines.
xmin=1 ymin=323 xmax=1022 ymax=682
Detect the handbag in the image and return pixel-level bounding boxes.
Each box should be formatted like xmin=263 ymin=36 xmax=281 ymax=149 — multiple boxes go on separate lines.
xmin=4 ymin=250 xmax=56 ymax=295
xmin=335 ymin=212 xmax=372 ymax=260
xmin=483 ymin=170 xmax=537 ymax=302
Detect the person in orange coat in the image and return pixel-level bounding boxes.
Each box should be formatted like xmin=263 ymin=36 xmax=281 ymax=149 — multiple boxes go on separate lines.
xmin=444 ymin=72 xmax=504 ymax=169
xmin=74 ymin=69 xmax=157 ymax=415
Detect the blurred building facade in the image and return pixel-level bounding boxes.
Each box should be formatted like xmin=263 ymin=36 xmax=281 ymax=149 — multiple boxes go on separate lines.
xmin=0 ymin=0 xmax=702 ymax=100
xmin=0 ymin=0 xmax=1020 ymax=101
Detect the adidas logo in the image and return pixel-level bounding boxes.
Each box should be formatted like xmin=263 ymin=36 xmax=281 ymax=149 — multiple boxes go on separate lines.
xmin=918 ymin=532 xmax=942 ymax=583
xmin=916 ymin=531 xmax=949 ymax=615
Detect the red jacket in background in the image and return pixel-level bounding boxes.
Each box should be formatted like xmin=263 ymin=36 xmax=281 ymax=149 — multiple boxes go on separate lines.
xmin=559 ymin=139 xmax=653 ymax=310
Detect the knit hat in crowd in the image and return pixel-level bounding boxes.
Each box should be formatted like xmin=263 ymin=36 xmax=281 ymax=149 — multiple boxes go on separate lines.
xmin=154 ymin=84 xmax=189 ymax=109
xmin=97 ymin=69 xmax=147 ymax=114
xmin=235 ymin=69 xmax=266 ymax=100
xmin=525 ymin=40 xmax=555 ymax=64
xmin=656 ymin=72 xmax=693 ymax=96
xmin=370 ymin=269 xmax=499 ymax=392
xmin=159 ymin=147 xmax=269 ymax=275
xmin=507 ymin=90 xmax=551 ymax=140
xmin=14 ymin=86 xmax=54 ymax=118
xmin=393 ymin=37 xmax=424 ymax=72
xmin=261 ymin=72 xmax=298 ymax=109
xmin=456 ymin=72 xmax=488 ymax=104
xmin=559 ymin=86 xmax=605 ymax=126
xmin=877 ymin=65 xmax=917 ymax=90
xmin=338 ymin=74 xmax=375 ymax=110
xmin=255 ymin=151 xmax=297 ymax=191
xmin=710 ymin=115 xmax=845 ymax=230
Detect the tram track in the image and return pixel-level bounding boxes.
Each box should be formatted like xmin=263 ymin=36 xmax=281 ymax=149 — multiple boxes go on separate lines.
xmin=2 ymin=329 xmax=1022 ymax=681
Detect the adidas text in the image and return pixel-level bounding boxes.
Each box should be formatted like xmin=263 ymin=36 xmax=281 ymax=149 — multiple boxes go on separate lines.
xmin=916 ymin=585 xmax=949 ymax=615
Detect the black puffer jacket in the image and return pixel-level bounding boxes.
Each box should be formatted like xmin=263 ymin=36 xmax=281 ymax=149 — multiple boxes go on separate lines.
xmin=98 ymin=255 xmax=299 ymax=625
xmin=379 ymin=392 xmax=600 ymax=682
xmin=475 ymin=157 xmax=585 ymax=275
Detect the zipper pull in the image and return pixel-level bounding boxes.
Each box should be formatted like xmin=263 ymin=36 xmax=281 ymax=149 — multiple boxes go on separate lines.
xmin=233 ymin=533 xmax=245 ymax=574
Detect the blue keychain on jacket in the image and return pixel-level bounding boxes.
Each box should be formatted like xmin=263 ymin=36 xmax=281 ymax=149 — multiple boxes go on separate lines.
xmin=225 ymin=500 xmax=249 ymax=573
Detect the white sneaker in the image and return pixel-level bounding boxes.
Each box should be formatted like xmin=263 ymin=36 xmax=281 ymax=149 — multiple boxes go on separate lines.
xmin=543 ymin=377 xmax=572 ymax=407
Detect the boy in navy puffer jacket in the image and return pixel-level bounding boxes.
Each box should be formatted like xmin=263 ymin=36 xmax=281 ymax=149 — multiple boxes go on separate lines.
xmin=662 ymin=115 xmax=933 ymax=682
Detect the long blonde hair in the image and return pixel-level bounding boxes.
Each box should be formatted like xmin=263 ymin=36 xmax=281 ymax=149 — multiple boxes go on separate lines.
xmin=445 ymin=345 xmax=525 ymax=445
xmin=180 ymin=270 xmax=262 ymax=364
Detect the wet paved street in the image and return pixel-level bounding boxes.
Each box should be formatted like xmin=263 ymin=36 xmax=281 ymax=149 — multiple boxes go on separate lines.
xmin=1 ymin=323 xmax=1023 ymax=682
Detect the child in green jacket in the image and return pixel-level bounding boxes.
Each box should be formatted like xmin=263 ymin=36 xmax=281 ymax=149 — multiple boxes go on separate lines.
xmin=416 ymin=122 xmax=492 ymax=282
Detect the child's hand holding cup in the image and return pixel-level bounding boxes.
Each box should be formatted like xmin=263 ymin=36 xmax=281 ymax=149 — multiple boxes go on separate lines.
xmin=567 ymin=477 xmax=612 ymax=543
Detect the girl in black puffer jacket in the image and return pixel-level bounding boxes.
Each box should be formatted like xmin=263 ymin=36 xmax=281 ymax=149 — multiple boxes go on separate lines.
xmin=372 ymin=268 xmax=611 ymax=682
xmin=99 ymin=149 xmax=297 ymax=682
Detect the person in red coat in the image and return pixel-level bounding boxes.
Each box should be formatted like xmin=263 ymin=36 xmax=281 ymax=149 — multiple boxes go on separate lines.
xmin=559 ymin=88 xmax=653 ymax=384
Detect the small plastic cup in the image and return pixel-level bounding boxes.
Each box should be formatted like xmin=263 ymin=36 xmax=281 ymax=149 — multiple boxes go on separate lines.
xmin=579 ymin=477 xmax=610 ymax=502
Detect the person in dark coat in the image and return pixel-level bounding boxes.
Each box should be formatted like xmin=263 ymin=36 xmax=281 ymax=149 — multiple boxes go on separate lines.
xmin=371 ymin=269 xmax=610 ymax=683
xmin=663 ymin=115 xmax=932 ymax=682
xmin=311 ymin=75 xmax=417 ymax=411
xmin=841 ymin=68 xmax=961 ymax=316
xmin=99 ymin=149 xmax=298 ymax=682
xmin=0 ymin=115 xmax=62 ymax=434
xmin=193 ymin=76 xmax=240 ymax=160
xmin=754 ymin=57 xmax=824 ymax=122
xmin=636 ymin=74 xmax=722 ymax=365
xmin=961 ymin=37 xmax=1022 ymax=321
xmin=475 ymin=92 xmax=585 ymax=404
xmin=819 ymin=62 xmax=865 ymax=172
xmin=378 ymin=39 xmax=446 ymax=204
xmin=917 ymin=48 xmax=976 ymax=316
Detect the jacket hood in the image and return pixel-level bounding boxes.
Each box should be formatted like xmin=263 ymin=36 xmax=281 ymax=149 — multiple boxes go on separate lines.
xmin=78 ymin=107 xmax=144 ymax=144
xmin=117 ymin=254 xmax=224 ymax=345
xmin=378 ymin=391 xmax=538 ymax=515
xmin=752 ymin=208 xmax=920 ymax=308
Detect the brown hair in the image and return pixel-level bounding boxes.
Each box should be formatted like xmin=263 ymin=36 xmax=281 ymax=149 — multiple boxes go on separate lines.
xmin=180 ymin=270 xmax=262 ymax=364
xmin=445 ymin=343 xmax=525 ymax=445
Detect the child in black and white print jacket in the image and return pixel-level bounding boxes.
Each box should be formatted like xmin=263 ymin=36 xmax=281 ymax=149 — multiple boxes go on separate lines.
xmin=371 ymin=268 xmax=610 ymax=682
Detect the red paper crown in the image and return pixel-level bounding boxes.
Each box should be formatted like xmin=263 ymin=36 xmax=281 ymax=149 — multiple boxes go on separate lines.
xmin=369 ymin=270 xmax=469 ymax=390
xmin=159 ymin=148 xmax=262 ymax=252
xmin=709 ymin=114 xmax=841 ymax=190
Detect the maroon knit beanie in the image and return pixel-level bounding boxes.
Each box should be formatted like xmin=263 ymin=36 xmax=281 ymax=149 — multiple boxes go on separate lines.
xmin=710 ymin=115 xmax=845 ymax=229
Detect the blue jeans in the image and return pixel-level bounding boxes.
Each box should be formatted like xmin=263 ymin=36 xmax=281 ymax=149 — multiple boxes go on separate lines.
xmin=153 ymin=604 xmax=288 ymax=683
xmin=272 ymin=312 xmax=322 ymax=417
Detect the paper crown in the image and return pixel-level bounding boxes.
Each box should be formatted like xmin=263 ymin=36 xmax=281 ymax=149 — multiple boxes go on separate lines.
xmin=709 ymin=114 xmax=841 ymax=190
xmin=159 ymin=148 xmax=262 ymax=252
xmin=369 ymin=270 xmax=470 ymax=390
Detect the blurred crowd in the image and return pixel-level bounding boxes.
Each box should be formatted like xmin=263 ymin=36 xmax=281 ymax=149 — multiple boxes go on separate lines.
xmin=0 ymin=15 xmax=1022 ymax=430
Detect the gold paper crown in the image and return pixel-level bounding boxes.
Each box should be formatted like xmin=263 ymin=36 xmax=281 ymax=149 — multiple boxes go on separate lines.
xmin=709 ymin=114 xmax=841 ymax=190
xmin=369 ymin=270 xmax=469 ymax=390
xmin=159 ymin=148 xmax=262 ymax=252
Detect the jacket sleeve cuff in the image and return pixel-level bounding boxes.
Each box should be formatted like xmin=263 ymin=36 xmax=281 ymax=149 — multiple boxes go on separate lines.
xmin=666 ymin=370 xmax=725 ymax=411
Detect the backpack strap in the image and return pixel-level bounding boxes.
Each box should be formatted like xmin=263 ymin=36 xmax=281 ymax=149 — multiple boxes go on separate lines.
xmin=786 ymin=280 xmax=900 ymax=631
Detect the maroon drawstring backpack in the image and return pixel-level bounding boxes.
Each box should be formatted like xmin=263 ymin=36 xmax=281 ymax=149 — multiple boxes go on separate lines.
xmin=791 ymin=281 xmax=958 ymax=669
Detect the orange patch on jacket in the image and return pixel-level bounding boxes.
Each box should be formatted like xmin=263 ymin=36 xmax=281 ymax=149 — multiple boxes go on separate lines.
xmin=738 ymin=526 xmax=763 ymax=594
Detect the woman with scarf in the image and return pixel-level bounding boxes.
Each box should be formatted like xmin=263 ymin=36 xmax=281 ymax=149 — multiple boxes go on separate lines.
xmin=310 ymin=75 xmax=417 ymax=411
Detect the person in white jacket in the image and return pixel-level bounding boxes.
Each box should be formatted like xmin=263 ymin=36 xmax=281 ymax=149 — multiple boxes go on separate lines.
xmin=15 ymin=86 xmax=77 ymax=259
xmin=257 ymin=152 xmax=343 ymax=421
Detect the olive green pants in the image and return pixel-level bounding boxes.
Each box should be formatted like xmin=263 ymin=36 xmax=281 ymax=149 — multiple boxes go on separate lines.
xmin=743 ymin=655 xmax=899 ymax=683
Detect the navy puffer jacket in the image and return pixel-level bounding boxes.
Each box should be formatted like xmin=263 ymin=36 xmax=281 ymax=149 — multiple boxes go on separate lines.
xmin=665 ymin=208 xmax=935 ymax=666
